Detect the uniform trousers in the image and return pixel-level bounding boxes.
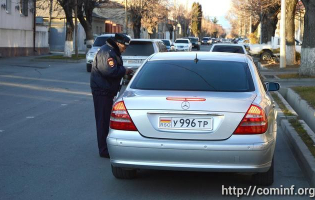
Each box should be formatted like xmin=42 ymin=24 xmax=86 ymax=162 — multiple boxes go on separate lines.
xmin=92 ymin=94 xmax=114 ymax=155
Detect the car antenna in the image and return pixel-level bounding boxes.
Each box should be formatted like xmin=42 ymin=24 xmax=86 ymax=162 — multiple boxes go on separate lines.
xmin=194 ymin=53 xmax=199 ymax=64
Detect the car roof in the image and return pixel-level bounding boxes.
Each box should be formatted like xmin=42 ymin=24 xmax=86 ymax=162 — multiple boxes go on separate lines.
xmin=130 ymin=39 xmax=156 ymax=42
xmin=97 ymin=34 xmax=115 ymax=37
xmin=149 ymin=52 xmax=248 ymax=62
xmin=175 ymin=38 xmax=189 ymax=40
xmin=212 ymin=44 xmax=246 ymax=47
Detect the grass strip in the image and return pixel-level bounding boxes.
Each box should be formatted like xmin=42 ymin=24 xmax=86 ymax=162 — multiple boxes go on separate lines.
xmin=277 ymin=73 xmax=315 ymax=79
xmin=271 ymin=92 xmax=294 ymax=116
xmin=292 ymin=86 xmax=315 ymax=109
xmin=289 ymin=119 xmax=315 ymax=158
xmin=38 ymin=54 xmax=86 ymax=60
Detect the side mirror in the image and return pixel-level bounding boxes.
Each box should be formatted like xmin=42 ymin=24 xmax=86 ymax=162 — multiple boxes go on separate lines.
xmin=266 ymin=82 xmax=280 ymax=91
xmin=87 ymin=44 xmax=92 ymax=48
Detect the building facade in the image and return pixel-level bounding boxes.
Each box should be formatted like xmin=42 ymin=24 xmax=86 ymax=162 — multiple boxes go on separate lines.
xmin=0 ymin=0 xmax=49 ymax=57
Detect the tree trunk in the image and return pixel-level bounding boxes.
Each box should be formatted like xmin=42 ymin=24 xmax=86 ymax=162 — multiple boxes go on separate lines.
xmin=77 ymin=0 xmax=95 ymax=53
xmin=286 ymin=0 xmax=298 ymax=65
xmin=133 ymin=23 xmax=141 ymax=39
xmin=251 ymin=20 xmax=260 ymax=34
xmin=299 ymin=0 xmax=315 ymax=76
xmin=261 ymin=6 xmax=280 ymax=44
xmin=61 ymin=1 xmax=74 ymax=57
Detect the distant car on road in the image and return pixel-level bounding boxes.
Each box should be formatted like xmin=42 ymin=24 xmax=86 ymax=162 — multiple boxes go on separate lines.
xmin=210 ymin=44 xmax=249 ymax=55
xmin=174 ymin=38 xmax=192 ymax=51
xmin=108 ymin=52 xmax=280 ymax=186
xmin=188 ymin=37 xmax=201 ymax=50
xmin=161 ymin=39 xmax=175 ymax=52
xmin=201 ymin=37 xmax=211 ymax=45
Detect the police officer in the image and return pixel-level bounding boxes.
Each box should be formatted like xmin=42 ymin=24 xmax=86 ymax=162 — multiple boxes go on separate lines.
xmin=90 ymin=33 xmax=132 ymax=158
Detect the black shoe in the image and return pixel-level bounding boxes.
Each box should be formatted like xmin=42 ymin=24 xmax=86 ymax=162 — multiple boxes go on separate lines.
xmin=99 ymin=152 xmax=110 ymax=158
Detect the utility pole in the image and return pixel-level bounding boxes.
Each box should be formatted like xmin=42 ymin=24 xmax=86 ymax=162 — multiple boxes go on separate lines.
xmin=280 ymin=0 xmax=286 ymax=68
xmin=75 ymin=0 xmax=78 ymax=59
xmin=125 ymin=0 xmax=128 ymax=34
xmin=260 ymin=8 xmax=262 ymax=43
xmin=48 ymin=0 xmax=53 ymax=52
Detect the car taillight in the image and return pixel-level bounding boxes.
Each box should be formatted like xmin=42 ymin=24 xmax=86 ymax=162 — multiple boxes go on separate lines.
xmin=233 ymin=104 xmax=268 ymax=134
xmin=110 ymin=101 xmax=137 ymax=131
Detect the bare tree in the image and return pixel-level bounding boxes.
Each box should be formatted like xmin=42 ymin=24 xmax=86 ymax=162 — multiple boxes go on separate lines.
xmin=142 ymin=0 xmax=168 ymax=38
xmin=57 ymin=0 xmax=74 ymax=57
xmin=77 ymin=0 xmax=105 ymax=49
xmin=299 ymin=0 xmax=315 ymax=76
xmin=286 ymin=0 xmax=298 ymax=65
xmin=128 ymin=0 xmax=168 ymax=39
xmin=228 ymin=0 xmax=280 ymax=43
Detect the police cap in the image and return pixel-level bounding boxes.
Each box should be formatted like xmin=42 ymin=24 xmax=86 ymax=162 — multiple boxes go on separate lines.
xmin=115 ymin=33 xmax=130 ymax=46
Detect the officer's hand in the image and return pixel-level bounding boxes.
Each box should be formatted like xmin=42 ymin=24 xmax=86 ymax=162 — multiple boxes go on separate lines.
xmin=125 ymin=69 xmax=134 ymax=75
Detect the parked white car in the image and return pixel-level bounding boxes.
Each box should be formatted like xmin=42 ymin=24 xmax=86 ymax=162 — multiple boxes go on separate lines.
xmin=249 ymin=37 xmax=302 ymax=61
xmin=86 ymin=34 xmax=115 ymax=72
xmin=122 ymin=39 xmax=167 ymax=83
xmin=174 ymin=38 xmax=192 ymax=51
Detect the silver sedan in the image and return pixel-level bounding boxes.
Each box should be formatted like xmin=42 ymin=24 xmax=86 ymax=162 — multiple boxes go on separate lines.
xmin=107 ymin=52 xmax=279 ymax=186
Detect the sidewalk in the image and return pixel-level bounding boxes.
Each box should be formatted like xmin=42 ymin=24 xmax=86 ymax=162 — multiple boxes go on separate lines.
xmin=259 ymin=64 xmax=315 ymax=87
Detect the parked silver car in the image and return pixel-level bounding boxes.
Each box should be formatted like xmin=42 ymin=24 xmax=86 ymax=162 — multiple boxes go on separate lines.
xmin=108 ymin=52 xmax=279 ymax=185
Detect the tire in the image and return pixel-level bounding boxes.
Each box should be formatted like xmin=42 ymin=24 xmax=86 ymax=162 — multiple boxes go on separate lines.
xmin=252 ymin=159 xmax=274 ymax=186
xmin=197 ymin=46 xmax=200 ymax=51
xmin=111 ymin=165 xmax=137 ymax=179
xmin=260 ymin=50 xmax=273 ymax=61
xmin=86 ymin=64 xmax=92 ymax=72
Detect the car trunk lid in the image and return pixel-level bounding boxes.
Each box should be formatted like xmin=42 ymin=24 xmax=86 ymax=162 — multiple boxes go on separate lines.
xmin=123 ymin=90 xmax=256 ymax=140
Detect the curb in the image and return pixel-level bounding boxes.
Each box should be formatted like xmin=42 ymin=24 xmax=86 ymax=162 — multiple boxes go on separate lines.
xmin=280 ymin=119 xmax=315 ymax=187
xmin=264 ymin=78 xmax=315 ymax=82
xmin=272 ymin=91 xmax=315 ymax=187
xmin=31 ymin=58 xmax=85 ymax=63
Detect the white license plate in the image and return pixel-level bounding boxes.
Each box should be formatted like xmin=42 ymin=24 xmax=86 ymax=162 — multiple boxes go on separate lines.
xmin=127 ymin=60 xmax=142 ymax=64
xmin=159 ymin=117 xmax=213 ymax=130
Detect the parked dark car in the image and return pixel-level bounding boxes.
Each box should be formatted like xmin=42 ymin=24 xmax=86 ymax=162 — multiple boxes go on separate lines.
xmin=188 ymin=37 xmax=201 ymax=50
xmin=162 ymin=39 xmax=175 ymax=52
xmin=201 ymin=37 xmax=211 ymax=45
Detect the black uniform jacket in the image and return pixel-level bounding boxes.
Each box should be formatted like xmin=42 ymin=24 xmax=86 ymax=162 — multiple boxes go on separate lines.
xmin=90 ymin=38 xmax=126 ymax=97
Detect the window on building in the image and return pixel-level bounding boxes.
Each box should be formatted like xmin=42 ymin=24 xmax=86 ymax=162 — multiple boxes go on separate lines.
xmin=96 ymin=26 xmax=99 ymax=34
xmin=20 ymin=0 xmax=28 ymax=16
xmin=6 ymin=0 xmax=11 ymax=13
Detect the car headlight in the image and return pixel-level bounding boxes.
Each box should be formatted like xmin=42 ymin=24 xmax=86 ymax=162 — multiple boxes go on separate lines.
xmin=87 ymin=52 xmax=95 ymax=57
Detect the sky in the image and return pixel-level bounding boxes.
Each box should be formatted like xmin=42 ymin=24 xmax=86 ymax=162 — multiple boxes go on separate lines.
xmin=176 ymin=0 xmax=232 ymax=30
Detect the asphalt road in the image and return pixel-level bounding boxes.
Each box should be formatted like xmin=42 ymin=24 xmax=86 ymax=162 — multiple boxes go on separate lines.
xmin=0 ymin=47 xmax=311 ymax=200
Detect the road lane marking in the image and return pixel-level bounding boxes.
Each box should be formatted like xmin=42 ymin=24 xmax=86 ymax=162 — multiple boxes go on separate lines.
xmin=0 ymin=82 xmax=91 ymax=96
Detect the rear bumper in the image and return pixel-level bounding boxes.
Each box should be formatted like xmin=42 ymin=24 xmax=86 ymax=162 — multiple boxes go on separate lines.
xmin=107 ymin=131 xmax=276 ymax=173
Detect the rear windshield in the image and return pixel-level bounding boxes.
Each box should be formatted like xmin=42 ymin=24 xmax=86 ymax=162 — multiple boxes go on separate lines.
xmin=212 ymin=45 xmax=245 ymax=54
xmin=93 ymin=36 xmax=113 ymax=47
xmin=189 ymin=38 xmax=198 ymax=42
xmin=175 ymin=40 xmax=189 ymax=43
xmin=202 ymin=37 xmax=209 ymax=40
xmin=122 ymin=41 xmax=155 ymax=56
xmin=162 ymin=40 xmax=170 ymax=46
xmin=130 ymin=60 xmax=255 ymax=92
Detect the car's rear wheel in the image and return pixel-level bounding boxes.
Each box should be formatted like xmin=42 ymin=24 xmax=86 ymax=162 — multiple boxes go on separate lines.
xmin=86 ymin=64 xmax=92 ymax=72
xmin=260 ymin=50 xmax=273 ymax=61
xmin=111 ymin=165 xmax=137 ymax=179
xmin=252 ymin=158 xmax=274 ymax=186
